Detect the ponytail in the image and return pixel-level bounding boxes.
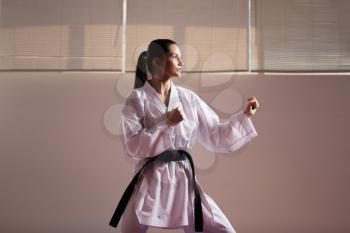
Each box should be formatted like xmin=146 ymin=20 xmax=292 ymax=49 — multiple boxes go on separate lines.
xmin=134 ymin=51 xmax=148 ymax=89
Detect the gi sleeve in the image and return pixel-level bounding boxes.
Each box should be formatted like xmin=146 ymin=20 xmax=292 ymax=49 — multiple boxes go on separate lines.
xmin=120 ymin=90 xmax=173 ymax=158
xmin=194 ymin=93 xmax=258 ymax=154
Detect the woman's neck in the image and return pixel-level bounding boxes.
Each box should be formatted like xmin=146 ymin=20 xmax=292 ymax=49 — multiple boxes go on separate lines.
xmin=148 ymin=77 xmax=172 ymax=96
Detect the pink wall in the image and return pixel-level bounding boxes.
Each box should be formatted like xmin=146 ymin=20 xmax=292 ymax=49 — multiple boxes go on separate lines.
xmin=0 ymin=72 xmax=349 ymax=233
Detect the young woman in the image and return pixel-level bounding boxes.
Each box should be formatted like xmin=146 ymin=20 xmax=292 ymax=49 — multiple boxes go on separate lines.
xmin=109 ymin=39 xmax=259 ymax=233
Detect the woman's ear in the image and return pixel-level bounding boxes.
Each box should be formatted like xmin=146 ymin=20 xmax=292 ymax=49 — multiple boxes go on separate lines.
xmin=152 ymin=57 xmax=164 ymax=69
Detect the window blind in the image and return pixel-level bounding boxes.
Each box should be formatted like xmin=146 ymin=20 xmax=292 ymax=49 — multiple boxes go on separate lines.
xmin=126 ymin=0 xmax=249 ymax=72
xmin=0 ymin=0 xmax=123 ymax=70
xmin=251 ymin=0 xmax=350 ymax=72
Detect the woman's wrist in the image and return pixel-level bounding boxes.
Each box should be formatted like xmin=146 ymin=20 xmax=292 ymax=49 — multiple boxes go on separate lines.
xmin=163 ymin=113 xmax=173 ymax=126
xmin=244 ymin=109 xmax=252 ymax=117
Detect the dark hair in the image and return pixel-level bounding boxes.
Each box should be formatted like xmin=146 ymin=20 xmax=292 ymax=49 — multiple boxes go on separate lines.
xmin=134 ymin=39 xmax=177 ymax=89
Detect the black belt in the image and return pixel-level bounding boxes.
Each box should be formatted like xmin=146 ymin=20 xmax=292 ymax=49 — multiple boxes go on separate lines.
xmin=108 ymin=149 xmax=204 ymax=232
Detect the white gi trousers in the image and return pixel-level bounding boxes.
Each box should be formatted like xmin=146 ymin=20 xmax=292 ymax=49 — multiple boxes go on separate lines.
xmin=121 ymin=191 xmax=236 ymax=233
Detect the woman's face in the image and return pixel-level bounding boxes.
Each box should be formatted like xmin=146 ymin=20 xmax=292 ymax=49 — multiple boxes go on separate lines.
xmin=163 ymin=44 xmax=184 ymax=78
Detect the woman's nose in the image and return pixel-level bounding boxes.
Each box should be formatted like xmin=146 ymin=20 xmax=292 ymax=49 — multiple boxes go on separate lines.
xmin=179 ymin=58 xmax=184 ymax=66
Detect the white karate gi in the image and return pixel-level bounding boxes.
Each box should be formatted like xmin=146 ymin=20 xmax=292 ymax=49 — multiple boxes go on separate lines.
xmin=119 ymin=80 xmax=258 ymax=233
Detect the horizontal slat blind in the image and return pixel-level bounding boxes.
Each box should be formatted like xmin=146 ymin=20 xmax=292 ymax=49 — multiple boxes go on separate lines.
xmin=251 ymin=0 xmax=350 ymax=72
xmin=0 ymin=0 xmax=123 ymax=70
xmin=126 ymin=0 xmax=248 ymax=72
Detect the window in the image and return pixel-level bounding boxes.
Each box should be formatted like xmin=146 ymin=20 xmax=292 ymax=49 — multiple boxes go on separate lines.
xmin=1 ymin=0 xmax=349 ymax=72
xmin=126 ymin=0 xmax=248 ymax=72
xmin=0 ymin=0 xmax=123 ymax=70
xmin=250 ymin=0 xmax=350 ymax=72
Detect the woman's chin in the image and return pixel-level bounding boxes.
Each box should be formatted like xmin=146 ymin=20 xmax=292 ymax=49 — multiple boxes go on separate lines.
xmin=175 ymin=71 xmax=182 ymax=77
